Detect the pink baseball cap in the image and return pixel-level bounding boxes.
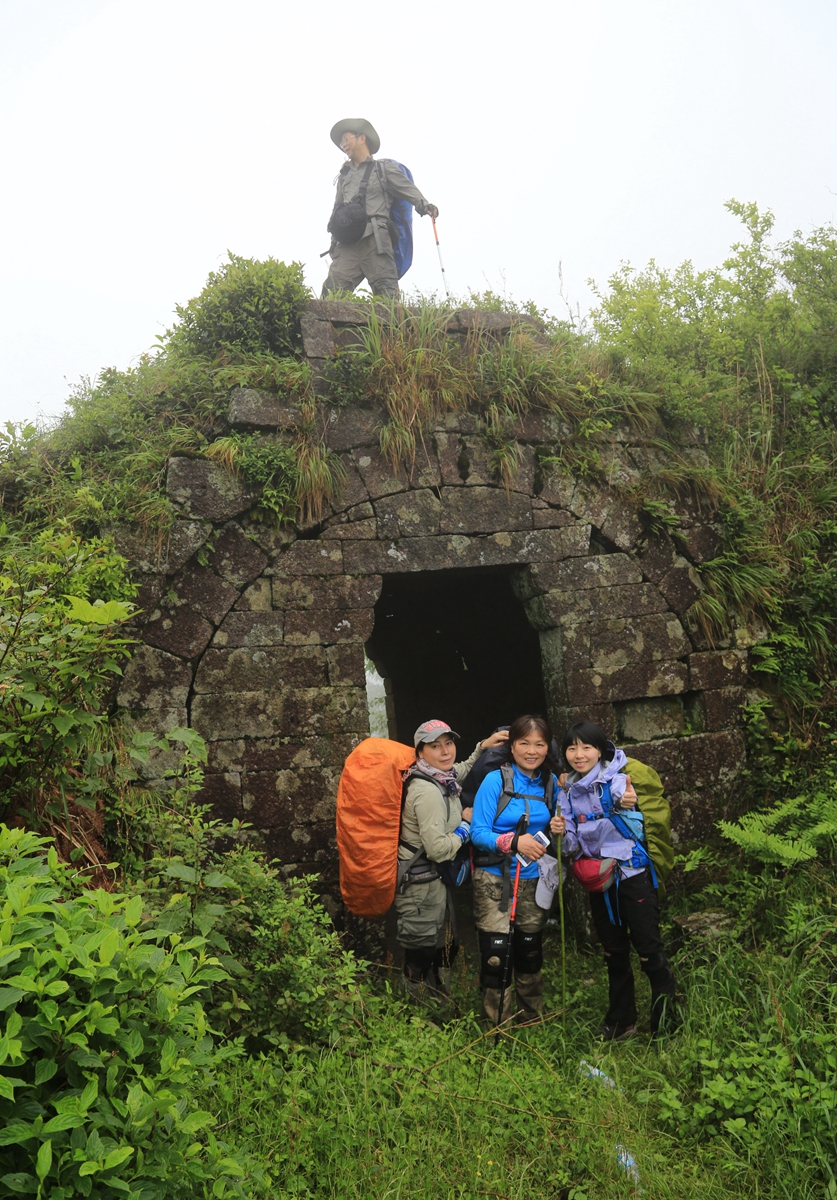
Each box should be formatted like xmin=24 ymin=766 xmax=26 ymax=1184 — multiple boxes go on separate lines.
xmin=413 ymin=719 xmax=460 ymax=747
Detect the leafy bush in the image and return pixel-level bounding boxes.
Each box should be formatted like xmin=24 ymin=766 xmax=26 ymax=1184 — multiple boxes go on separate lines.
xmin=109 ymin=732 xmax=364 ymax=1048
xmin=0 ymin=527 xmax=135 ymax=826
xmin=0 ymin=825 xmax=256 ymax=1199
xmin=166 ymin=255 xmax=310 ymax=360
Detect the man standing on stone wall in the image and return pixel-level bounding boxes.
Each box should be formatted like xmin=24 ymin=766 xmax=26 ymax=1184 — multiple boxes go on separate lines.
xmin=322 ymin=118 xmax=438 ymax=300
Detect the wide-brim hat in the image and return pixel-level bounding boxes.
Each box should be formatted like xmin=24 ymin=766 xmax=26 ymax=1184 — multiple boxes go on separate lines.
xmin=330 ymin=118 xmax=380 ymax=155
xmin=414 ymin=720 xmax=460 ymax=747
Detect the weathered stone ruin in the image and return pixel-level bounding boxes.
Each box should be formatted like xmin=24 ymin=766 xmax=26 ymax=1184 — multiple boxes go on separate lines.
xmin=115 ymin=301 xmax=750 ymax=903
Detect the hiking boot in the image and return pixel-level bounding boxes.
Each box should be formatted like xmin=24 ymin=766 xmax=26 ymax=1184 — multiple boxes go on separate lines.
xmin=597 ymin=1021 xmax=637 ymax=1042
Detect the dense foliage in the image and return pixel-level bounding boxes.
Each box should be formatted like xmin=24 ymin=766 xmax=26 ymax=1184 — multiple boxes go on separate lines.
xmin=2 ymin=206 xmax=837 ymax=1196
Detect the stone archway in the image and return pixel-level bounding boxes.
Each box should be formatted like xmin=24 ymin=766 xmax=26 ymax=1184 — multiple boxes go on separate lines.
xmin=116 ymin=302 xmax=748 ymax=896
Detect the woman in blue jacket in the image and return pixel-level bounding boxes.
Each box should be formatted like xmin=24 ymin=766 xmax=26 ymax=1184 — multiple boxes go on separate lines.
xmin=471 ymin=714 xmax=568 ymax=1025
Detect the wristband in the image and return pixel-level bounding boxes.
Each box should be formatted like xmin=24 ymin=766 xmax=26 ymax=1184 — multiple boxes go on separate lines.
xmin=453 ymin=824 xmax=470 ymax=844
xmin=496 ymin=832 xmax=514 ymax=855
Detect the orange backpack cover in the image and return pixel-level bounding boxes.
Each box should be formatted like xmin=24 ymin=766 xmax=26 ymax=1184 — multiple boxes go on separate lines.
xmin=336 ymin=738 xmax=416 ymax=917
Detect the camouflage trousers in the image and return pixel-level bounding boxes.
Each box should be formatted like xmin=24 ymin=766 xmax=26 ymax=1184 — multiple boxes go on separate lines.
xmin=321 ymin=226 xmax=400 ymax=300
xmin=473 ymin=869 xmax=548 ymax=1026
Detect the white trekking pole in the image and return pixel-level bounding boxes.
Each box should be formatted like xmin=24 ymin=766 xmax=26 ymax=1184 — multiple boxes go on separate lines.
xmin=431 ymin=215 xmax=451 ymax=299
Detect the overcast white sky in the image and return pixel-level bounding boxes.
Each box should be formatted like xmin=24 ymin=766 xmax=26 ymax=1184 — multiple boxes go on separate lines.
xmin=1 ymin=0 xmax=835 ymax=428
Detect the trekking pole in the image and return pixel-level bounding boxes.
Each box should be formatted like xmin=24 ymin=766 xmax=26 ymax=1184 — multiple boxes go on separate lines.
xmin=431 ymin=216 xmax=451 ymax=300
xmin=556 ymin=834 xmax=567 ymax=1030
xmin=496 ymin=859 xmax=522 ymax=1032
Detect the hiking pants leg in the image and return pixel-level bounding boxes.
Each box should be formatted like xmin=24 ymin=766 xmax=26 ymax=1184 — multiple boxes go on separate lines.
xmin=616 ymin=870 xmax=675 ymax=1032
xmin=589 ymin=890 xmax=636 ymax=1029
xmin=473 ymin=870 xmax=546 ymax=1026
xmin=321 ymin=241 xmax=366 ymax=296
xmin=322 ymin=230 xmax=399 ymax=299
xmin=591 ymin=870 xmax=675 ymax=1032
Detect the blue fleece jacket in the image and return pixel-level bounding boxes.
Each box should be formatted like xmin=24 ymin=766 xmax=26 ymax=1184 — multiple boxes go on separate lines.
xmin=471 ymin=765 xmax=558 ymax=880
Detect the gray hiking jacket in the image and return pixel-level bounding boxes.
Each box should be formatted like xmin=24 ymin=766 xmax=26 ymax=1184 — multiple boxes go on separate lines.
xmin=398 ymin=744 xmax=482 ymax=865
xmin=332 ymin=157 xmax=431 ymax=241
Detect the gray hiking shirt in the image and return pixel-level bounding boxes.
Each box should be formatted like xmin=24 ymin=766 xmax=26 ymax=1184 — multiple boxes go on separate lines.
xmin=332 ymin=157 xmax=431 ymax=241
xmin=398 ymin=744 xmax=482 ymax=865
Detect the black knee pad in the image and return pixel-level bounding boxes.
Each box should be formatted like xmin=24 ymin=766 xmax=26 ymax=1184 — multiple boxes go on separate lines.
xmin=434 ymin=942 xmax=460 ymax=971
xmin=513 ymin=929 xmax=543 ymax=975
xmin=403 ymin=946 xmax=436 ymax=983
xmin=478 ymin=931 xmax=513 ymax=990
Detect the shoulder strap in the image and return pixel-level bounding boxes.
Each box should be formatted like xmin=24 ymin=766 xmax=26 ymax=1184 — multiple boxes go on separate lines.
xmin=357 ymin=159 xmax=375 ymax=210
xmin=495 ymin=763 xmax=517 ymax=822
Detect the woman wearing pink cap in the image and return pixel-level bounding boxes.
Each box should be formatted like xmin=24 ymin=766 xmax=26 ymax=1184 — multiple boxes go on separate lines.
xmin=396 ymin=720 xmax=508 ymax=1006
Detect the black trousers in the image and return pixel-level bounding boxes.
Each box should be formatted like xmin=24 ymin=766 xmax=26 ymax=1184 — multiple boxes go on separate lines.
xmin=589 ymin=869 xmax=676 ymax=1033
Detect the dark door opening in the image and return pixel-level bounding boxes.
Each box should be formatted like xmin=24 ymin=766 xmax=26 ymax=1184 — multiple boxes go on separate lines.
xmin=365 ymin=567 xmax=548 ymax=750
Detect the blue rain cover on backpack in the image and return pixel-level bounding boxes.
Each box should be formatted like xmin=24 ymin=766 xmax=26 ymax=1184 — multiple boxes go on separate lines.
xmin=378 ymin=160 xmax=414 ymax=279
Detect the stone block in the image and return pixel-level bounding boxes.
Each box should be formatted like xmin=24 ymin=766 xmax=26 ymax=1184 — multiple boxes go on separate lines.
xmin=409 ymin=441 xmax=443 ymax=490
xmin=689 ymin=649 xmax=747 ymax=690
xmin=666 ymin=790 xmax=718 ymax=841
xmin=432 ymin=431 xmax=466 ymax=486
xmin=342 ymin=524 xmax=592 ymax=576
xmin=234 ymin=578 xmax=273 ymax=612
xmin=700 ymin=687 xmax=747 ymax=732
xmin=326 ymin=644 xmax=367 ymax=686
xmin=241 ymin=767 xmax=341 ymax=825
xmin=261 ymin=820 xmax=337 ymax=867
xmin=588 ymin=614 xmax=691 ymax=670
xmin=322 ymin=407 xmax=386 ymax=453
xmin=213 ymin=611 xmax=285 ymax=647
xmin=272 ymin=574 xmax=382 ymax=611
xmin=244 ymin=734 xmax=361 ymax=772
xmin=194 ymin=645 xmax=328 ymax=693
xmin=300 ymin=314 xmax=337 ymax=359
xmin=172 ymin=565 xmax=238 ymax=625
xmin=206 ymin=739 xmax=246 ymax=774
xmin=109 ymin=519 xmax=212 ymax=575
xmin=566 ymin=660 xmax=689 ymax=705
xmin=553 ymin=703 xmax=617 ymax=738
xmin=375 ymin=489 xmax=442 ymax=538
xmin=673 ymin=523 xmax=721 ymax=564
xmin=142 ymin=606 xmax=213 ymax=659
xmin=637 ymin=532 xmax=677 ymax=585
xmin=228 ymin=388 xmax=302 ymax=430
xmin=557 ymin=617 xmax=591 ymax=670
xmin=538 ymin=627 xmax=569 ymax=709
xmin=166 ymin=457 xmax=255 ymax=521
xmin=538 ymin=467 xmax=575 ymax=509
xmin=458 ymin=437 xmax=495 ymax=486
xmin=674 ymin=730 xmax=746 ymax=792
xmin=192 ymin=686 xmax=368 ymax=740
xmin=515 ymin=553 xmax=643 ymax=600
xmin=322 ymin=515 xmax=379 ymax=540
xmin=616 ymin=697 xmax=686 ymax=742
xmin=533 ymin=508 xmax=574 ymax=529
xmin=599 ymin=503 xmax=645 ymax=552
xmin=203 ymin=522 xmax=268 ymax=589
xmin=117 ymin=644 xmax=193 ymax=709
xmin=237 ymin=519 xmax=296 ymax=560
xmin=618 ymin=738 xmax=685 ymax=796
xmin=198 ymin=772 xmax=243 ymax=822
xmin=525 ymin=592 xmax=572 ymax=631
xmin=439 ymin=486 xmax=532 ymax=535
xmin=329 ymin=456 xmax=370 ymax=512
xmin=352 ymin=447 xmax=409 ymax=499
xmin=283 ymin=607 xmax=375 ymax=645
xmin=568 ymin=480 xmax=614 ymax=531
xmin=271 ymin=541 xmax=344 ymax=575
xmin=659 ymin=560 xmax=703 ymax=614
xmin=132 ymin=574 xmax=166 ymax=617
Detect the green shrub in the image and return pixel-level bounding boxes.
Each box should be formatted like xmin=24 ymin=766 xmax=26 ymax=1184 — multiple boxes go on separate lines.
xmin=108 ymin=732 xmax=364 ymax=1048
xmin=0 ymin=527 xmax=135 ymax=826
xmin=166 ymin=255 xmax=310 ymax=360
xmin=0 ymin=825 xmax=257 ymax=1199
